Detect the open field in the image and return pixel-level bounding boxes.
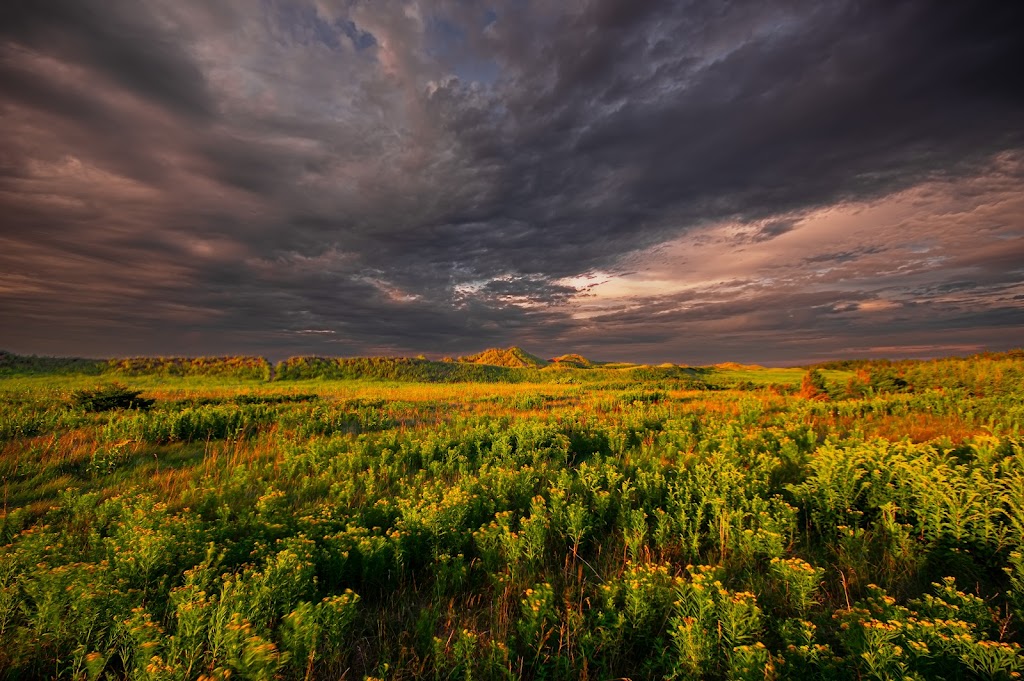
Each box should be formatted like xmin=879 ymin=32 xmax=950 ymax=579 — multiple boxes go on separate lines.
xmin=1 ymin=351 xmax=1024 ymax=679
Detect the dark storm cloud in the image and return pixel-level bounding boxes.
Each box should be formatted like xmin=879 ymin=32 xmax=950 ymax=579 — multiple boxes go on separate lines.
xmin=1 ymin=0 xmax=1022 ymax=361
xmin=0 ymin=0 xmax=214 ymax=120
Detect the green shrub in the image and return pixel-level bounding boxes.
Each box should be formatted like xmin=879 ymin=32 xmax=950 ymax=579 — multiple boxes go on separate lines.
xmin=72 ymin=384 xmax=154 ymax=412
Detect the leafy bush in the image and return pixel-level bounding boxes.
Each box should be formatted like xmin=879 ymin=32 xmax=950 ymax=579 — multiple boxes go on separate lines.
xmin=869 ymin=367 xmax=910 ymax=394
xmin=619 ymin=389 xmax=668 ymax=404
xmin=71 ymin=384 xmax=154 ymax=412
xmin=800 ymin=369 xmax=829 ymax=400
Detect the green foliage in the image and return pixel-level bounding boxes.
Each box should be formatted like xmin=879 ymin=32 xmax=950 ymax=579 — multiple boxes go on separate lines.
xmin=816 ymin=350 xmax=1024 ymax=396
xmin=619 ymin=389 xmax=668 ymax=404
xmin=668 ymin=566 xmax=768 ymax=679
xmin=0 ymin=351 xmax=271 ymax=381
xmin=275 ymin=355 xmax=524 ymax=382
xmin=800 ymin=369 xmax=829 ymax=400
xmin=72 ymin=384 xmax=155 ymax=412
xmin=869 ymin=366 xmax=911 ymax=394
xmin=0 ymin=405 xmax=67 ymax=441
xmin=1 ymin=351 xmax=1024 ymax=679
xmin=833 ymin=580 xmax=1023 ymax=680
xmin=769 ymin=557 xmax=822 ymax=615
xmin=103 ymin=404 xmax=273 ymax=443
xmin=0 ymin=351 xmax=106 ymax=377
xmin=107 ymin=356 xmax=272 ymax=380
xmin=280 ymin=590 xmax=360 ymax=671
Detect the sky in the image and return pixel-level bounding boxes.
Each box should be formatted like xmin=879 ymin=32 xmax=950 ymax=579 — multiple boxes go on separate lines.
xmin=1 ymin=1 xmax=1022 ymax=365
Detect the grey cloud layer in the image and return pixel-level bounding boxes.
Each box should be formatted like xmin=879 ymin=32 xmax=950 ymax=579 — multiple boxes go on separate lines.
xmin=1 ymin=0 xmax=1022 ymax=361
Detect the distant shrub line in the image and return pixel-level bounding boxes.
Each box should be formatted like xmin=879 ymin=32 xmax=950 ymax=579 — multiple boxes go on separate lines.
xmin=274 ymin=356 xmax=519 ymax=382
xmin=107 ymin=356 xmax=271 ymax=380
xmin=2 ymin=349 xmax=1022 ymax=393
xmin=807 ymin=352 xmax=1024 ymax=399
xmin=0 ymin=352 xmax=271 ymax=380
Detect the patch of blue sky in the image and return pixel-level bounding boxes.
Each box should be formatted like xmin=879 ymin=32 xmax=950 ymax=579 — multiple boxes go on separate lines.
xmin=339 ymin=19 xmax=378 ymax=51
xmin=261 ymin=0 xmax=376 ymax=52
xmin=426 ymin=13 xmax=500 ymax=86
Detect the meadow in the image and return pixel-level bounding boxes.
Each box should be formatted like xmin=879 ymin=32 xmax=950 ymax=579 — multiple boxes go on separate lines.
xmin=1 ymin=349 xmax=1023 ymax=680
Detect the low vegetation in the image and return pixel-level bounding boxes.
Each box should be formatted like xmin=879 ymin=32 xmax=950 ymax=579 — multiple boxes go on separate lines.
xmin=71 ymin=384 xmax=155 ymax=412
xmin=0 ymin=348 xmax=1022 ymax=679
